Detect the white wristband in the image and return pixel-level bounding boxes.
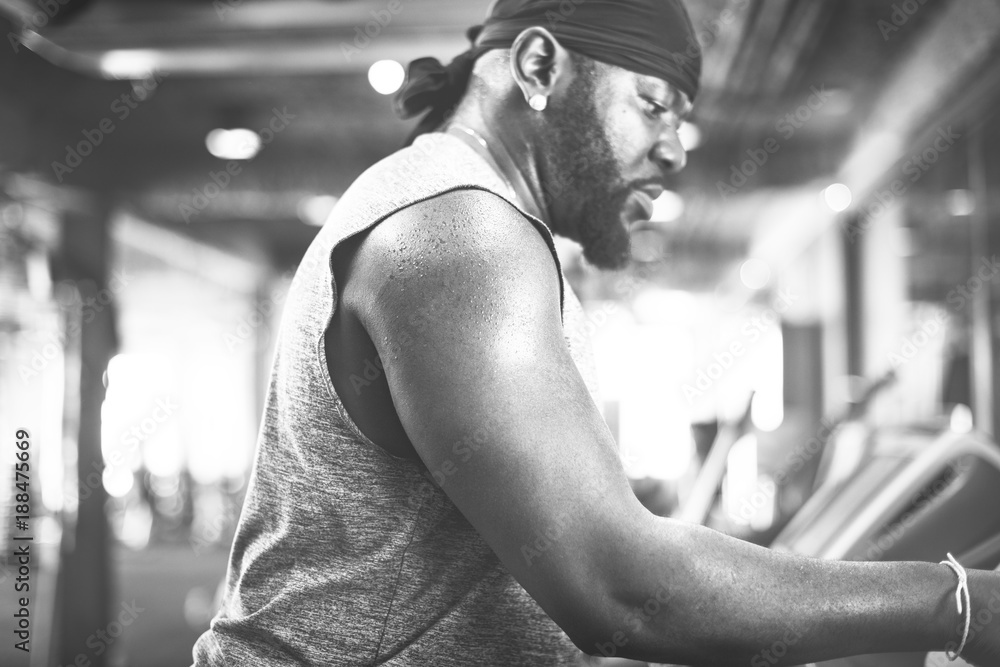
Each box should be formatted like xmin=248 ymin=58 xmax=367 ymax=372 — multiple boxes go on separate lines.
xmin=940 ymin=552 xmax=971 ymax=661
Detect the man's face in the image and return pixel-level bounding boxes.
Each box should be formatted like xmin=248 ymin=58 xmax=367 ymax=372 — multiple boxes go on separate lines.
xmin=539 ymin=59 xmax=690 ymax=270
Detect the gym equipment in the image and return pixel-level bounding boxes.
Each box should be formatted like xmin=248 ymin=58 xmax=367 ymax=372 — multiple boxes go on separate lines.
xmin=774 ymin=426 xmax=1000 ymax=667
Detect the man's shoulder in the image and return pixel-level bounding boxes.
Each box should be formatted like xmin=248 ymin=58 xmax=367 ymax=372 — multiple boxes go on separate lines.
xmin=345 ymin=189 xmax=563 ymax=326
xmin=378 ymin=188 xmax=557 ymax=274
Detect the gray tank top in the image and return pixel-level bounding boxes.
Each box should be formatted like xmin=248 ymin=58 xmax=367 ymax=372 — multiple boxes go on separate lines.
xmin=192 ymin=132 xmax=605 ymax=666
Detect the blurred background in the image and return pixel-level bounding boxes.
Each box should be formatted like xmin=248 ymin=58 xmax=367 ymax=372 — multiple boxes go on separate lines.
xmin=1 ymin=0 xmax=1000 ymax=665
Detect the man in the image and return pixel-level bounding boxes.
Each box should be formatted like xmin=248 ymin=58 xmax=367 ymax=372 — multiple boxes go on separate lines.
xmin=193 ymin=0 xmax=1000 ymax=665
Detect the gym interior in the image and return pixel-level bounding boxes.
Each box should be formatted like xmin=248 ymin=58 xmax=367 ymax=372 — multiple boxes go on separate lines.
xmin=2 ymin=1 xmax=1000 ymax=665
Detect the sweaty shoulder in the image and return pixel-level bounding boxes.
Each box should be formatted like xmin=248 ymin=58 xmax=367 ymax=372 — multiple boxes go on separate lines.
xmin=341 ymin=188 xmax=564 ymax=332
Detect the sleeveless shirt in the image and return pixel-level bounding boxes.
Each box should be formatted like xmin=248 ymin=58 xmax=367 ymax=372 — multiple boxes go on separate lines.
xmin=192 ymin=131 xmax=605 ymax=666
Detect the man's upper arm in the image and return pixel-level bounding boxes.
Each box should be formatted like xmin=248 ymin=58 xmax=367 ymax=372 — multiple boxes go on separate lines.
xmin=345 ymin=189 xmax=650 ymax=646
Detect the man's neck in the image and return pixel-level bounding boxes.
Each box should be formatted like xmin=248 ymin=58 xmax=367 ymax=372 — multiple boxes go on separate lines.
xmin=446 ymin=111 xmax=551 ymax=225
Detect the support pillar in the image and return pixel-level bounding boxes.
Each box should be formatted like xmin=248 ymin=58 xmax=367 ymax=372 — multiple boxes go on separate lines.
xmin=53 ymin=202 xmax=115 ymax=667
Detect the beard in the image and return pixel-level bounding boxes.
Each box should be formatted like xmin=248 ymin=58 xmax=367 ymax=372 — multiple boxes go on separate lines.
xmin=540 ymin=60 xmax=633 ymax=270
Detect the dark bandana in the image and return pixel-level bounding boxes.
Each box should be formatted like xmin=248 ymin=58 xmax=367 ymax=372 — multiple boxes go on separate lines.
xmin=394 ymin=0 xmax=702 ymax=144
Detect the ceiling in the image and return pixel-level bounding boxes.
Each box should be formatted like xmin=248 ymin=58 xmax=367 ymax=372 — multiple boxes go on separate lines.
xmin=0 ymin=0 xmax=996 ymax=288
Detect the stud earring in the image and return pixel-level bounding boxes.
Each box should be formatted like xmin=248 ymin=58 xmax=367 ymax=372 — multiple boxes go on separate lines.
xmin=528 ymin=94 xmax=548 ymax=111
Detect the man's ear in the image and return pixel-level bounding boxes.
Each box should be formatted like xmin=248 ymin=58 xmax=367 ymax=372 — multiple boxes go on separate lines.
xmin=509 ymin=27 xmax=573 ymax=106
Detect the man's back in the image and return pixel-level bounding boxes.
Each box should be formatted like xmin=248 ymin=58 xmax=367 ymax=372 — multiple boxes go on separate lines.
xmin=192 ymin=132 xmax=603 ymax=666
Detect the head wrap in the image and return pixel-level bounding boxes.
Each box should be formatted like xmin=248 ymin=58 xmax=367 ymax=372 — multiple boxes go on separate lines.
xmin=394 ymin=0 xmax=702 ymax=143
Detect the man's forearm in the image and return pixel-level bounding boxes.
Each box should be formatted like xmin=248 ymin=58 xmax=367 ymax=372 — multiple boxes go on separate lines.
xmin=600 ymin=518 xmax=985 ymax=665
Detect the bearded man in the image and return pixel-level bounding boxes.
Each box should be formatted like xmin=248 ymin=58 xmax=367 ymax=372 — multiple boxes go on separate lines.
xmin=192 ymin=0 xmax=1000 ymax=665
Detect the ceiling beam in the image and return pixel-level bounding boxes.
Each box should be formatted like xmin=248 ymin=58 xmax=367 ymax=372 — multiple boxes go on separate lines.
xmin=738 ymin=0 xmax=1000 ymax=290
xmin=8 ymin=0 xmax=491 ymax=78
xmin=839 ymin=0 xmax=1000 ymax=200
